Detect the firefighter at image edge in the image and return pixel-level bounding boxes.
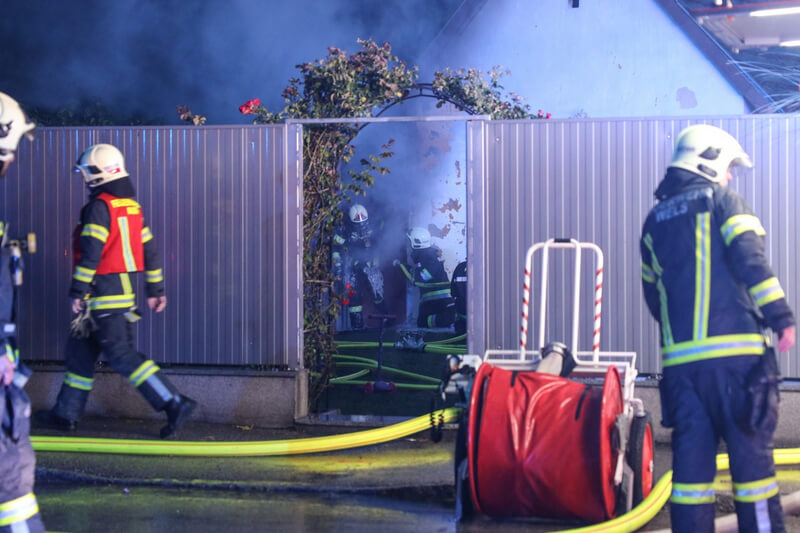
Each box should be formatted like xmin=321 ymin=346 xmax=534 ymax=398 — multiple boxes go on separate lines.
xmin=39 ymin=143 xmax=197 ymax=439
xmin=0 ymin=92 xmax=46 ymax=533
xmin=641 ymin=124 xmax=796 ymax=532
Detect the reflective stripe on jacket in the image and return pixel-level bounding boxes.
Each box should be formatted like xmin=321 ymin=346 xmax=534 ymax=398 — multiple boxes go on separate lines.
xmin=94 ymin=193 xmax=145 ymax=274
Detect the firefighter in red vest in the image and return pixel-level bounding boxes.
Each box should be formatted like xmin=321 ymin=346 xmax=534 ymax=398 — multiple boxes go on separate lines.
xmin=42 ymin=143 xmax=196 ymax=439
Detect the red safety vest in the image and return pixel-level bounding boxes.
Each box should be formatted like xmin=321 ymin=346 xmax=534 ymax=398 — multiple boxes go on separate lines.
xmin=94 ymin=192 xmax=145 ymax=274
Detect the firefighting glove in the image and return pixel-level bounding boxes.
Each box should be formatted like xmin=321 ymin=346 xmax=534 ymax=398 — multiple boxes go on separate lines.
xmin=69 ymin=302 xmax=96 ymax=339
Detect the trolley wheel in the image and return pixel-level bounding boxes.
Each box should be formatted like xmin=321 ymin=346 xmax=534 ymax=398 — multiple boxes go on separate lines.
xmin=455 ymin=458 xmax=475 ymax=520
xmin=454 ymin=415 xmax=474 ymax=520
xmin=454 ymin=414 xmax=467 ymax=481
xmin=628 ymin=411 xmax=655 ymax=506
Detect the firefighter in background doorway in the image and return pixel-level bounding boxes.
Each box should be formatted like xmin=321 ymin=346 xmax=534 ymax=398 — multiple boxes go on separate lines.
xmin=395 ymin=227 xmax=455 ymax=329
xmin=42 ymin=143 xmax=197 ymax=439
xmin=451 ymin=260 xmax=467 ymax=335
xmin=332 ymin=203 xmax=386 ymax=330
xmin=0 ymin=92 xmax=45 ymax=533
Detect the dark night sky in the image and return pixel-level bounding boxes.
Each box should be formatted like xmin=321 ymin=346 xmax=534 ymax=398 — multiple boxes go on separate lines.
xmin=0 ymin=0 xmax=463 ymax=124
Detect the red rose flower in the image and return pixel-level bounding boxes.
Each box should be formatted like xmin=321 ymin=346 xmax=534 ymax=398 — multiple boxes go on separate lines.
xmin=239 ymin=98 xmax=261 ymax=115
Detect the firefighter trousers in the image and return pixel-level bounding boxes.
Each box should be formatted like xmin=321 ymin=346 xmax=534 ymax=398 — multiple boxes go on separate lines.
xmin=417 ymin=299 xmax=455 ymax=329
xmin=52 ymin=312 xmax=180 ymax=422
xmin=1 ymin=385 xmax=45 ymax=533
xmin=660 ymin=355 xmax=784 ymax=533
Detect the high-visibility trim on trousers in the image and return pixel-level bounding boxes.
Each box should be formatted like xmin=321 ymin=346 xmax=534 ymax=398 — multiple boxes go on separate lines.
xmin=129 ymin=360 xmax=160 ymax=387
xmin=0 ymin=493 xmax=39 ymax=527
xmin=671 ymin=482 xmax=715 ymax=505
xmin=64 ymin=371 xmax=93 ymax=391
xmin=733 ymin=477 xmax=779 ymax=503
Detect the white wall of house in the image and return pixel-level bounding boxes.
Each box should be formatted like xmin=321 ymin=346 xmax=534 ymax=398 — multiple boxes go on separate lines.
xmin=399 ymin=0 xmax=749 ymax=282
xmin=349 ymin=1 xmax=750 ymax=326
xmin=419 ymin=0 xmax=747 ymax=119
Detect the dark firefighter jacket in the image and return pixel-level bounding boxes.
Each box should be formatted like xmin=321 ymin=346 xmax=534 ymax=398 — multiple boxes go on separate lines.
xmin=640 ymin=168 xmax=794 ymax=368
xmin=69 ymin=178 xmax=165 ymax=314
xmin=398 ymin=248 xmax=454 ymax=304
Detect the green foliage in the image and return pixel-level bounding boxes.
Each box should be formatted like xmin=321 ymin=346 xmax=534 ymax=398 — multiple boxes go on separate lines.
xmin=240 ymin=39 xmax=548 ymax=406
xmin=430 ymin=67 xmax=546 ymax=119
xmin=176 ymin=105 xmax=207 ymax=125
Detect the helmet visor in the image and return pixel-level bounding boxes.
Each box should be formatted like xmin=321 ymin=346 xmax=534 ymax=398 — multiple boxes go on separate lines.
xmin=729 ymin=164 xmax=752 ymax=182
xmin=730 ymin=152 xmax=753 ymax=169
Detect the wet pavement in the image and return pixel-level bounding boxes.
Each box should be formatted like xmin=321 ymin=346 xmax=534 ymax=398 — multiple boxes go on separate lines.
xmin=30 ymin=416 xmax=800 ymax=532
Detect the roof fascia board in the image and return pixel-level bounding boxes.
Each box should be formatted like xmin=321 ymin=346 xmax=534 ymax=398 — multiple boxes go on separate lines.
xmin=656 ymin=0 xmax=775 ymax=112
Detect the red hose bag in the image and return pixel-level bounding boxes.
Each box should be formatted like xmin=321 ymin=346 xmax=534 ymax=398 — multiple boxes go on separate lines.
xmin=467 ymin=363 xmax=622 ymax=522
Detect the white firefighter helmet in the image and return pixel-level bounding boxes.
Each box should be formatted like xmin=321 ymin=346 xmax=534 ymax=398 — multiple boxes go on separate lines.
xmin=407 ymin=227 xmax=431 ymax=250
xmin=74 ymin=143 xmax=129 ymax=187
xmin=668 ymin=124 xmax=752 ymax=183
xmin=348 ymin=203 xmax=368 ymax=224
xmin=0 ymin=92 xmax=35 ymax=162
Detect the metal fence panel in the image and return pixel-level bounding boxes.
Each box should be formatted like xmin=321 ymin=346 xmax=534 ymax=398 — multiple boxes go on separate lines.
xmin=4 ymin=125 xmax=301 ymax=368
xmin=9 ymin=117 xmax=797 ymax=375
xmin=476 ymin=116 xmax=800 ymax=376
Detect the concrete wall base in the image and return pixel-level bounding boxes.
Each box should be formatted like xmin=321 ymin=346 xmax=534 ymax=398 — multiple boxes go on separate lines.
xmin=26 ymin=367 xmax=309 ymax=428
xmin=630 ymin=381 xmax=800 ymax=445
xmin=24 ymin=371 xmax=800 ymax=443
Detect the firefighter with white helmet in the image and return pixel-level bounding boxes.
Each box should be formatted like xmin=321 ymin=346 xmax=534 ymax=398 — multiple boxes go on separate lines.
xmin=39 ymin=143 xmax=197 ymax=439
xmin=395 ymin=227 xmax=455 ymax=329
xmin=332 ymin=202 xmax=386 ymax=330
xmin=641 ymin=124 xmax=795 ymax=532
xmin=0 ymin=92 xmax=45 ymax=533
xmin=668 ymin=123 xmax=753 ymax=183
xmin=0 ymin=92 xmax=35 ymax=178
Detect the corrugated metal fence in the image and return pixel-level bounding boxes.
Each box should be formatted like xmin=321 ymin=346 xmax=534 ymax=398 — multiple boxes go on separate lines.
xmin=7 ymin=117 xmax=798 ymax=376
xmin=473 ymin=115 xmax=800 ymax=376
xmin=4 ymin=125 xmax=303 ymax=368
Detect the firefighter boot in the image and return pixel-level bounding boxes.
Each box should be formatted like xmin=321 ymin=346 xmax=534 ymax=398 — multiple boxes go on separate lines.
xmin=160 ymin=394 xmax=197 ymax=439
xmin=132 ymin=368 xmax=197 ymax=438
xmin=33 ymin=410 xmax=77 ymax=432
xmin=41 ymin=384 xmax=88 ymax=431
xmin=349 ymin=310 xmax=364 ymax=330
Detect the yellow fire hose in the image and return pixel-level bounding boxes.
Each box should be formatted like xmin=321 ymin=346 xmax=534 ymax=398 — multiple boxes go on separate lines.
xmin=29 ymin=406 xmax=800 ymax=531
xmin=554 ymin=447 xmax=800 ymax=533
xmin=30 ymin=407 xmax=461 ymax=456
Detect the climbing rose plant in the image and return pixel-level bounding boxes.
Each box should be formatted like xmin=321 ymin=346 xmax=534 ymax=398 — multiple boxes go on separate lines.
xmin=240 ymin=38 xmax=549 ymax=405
